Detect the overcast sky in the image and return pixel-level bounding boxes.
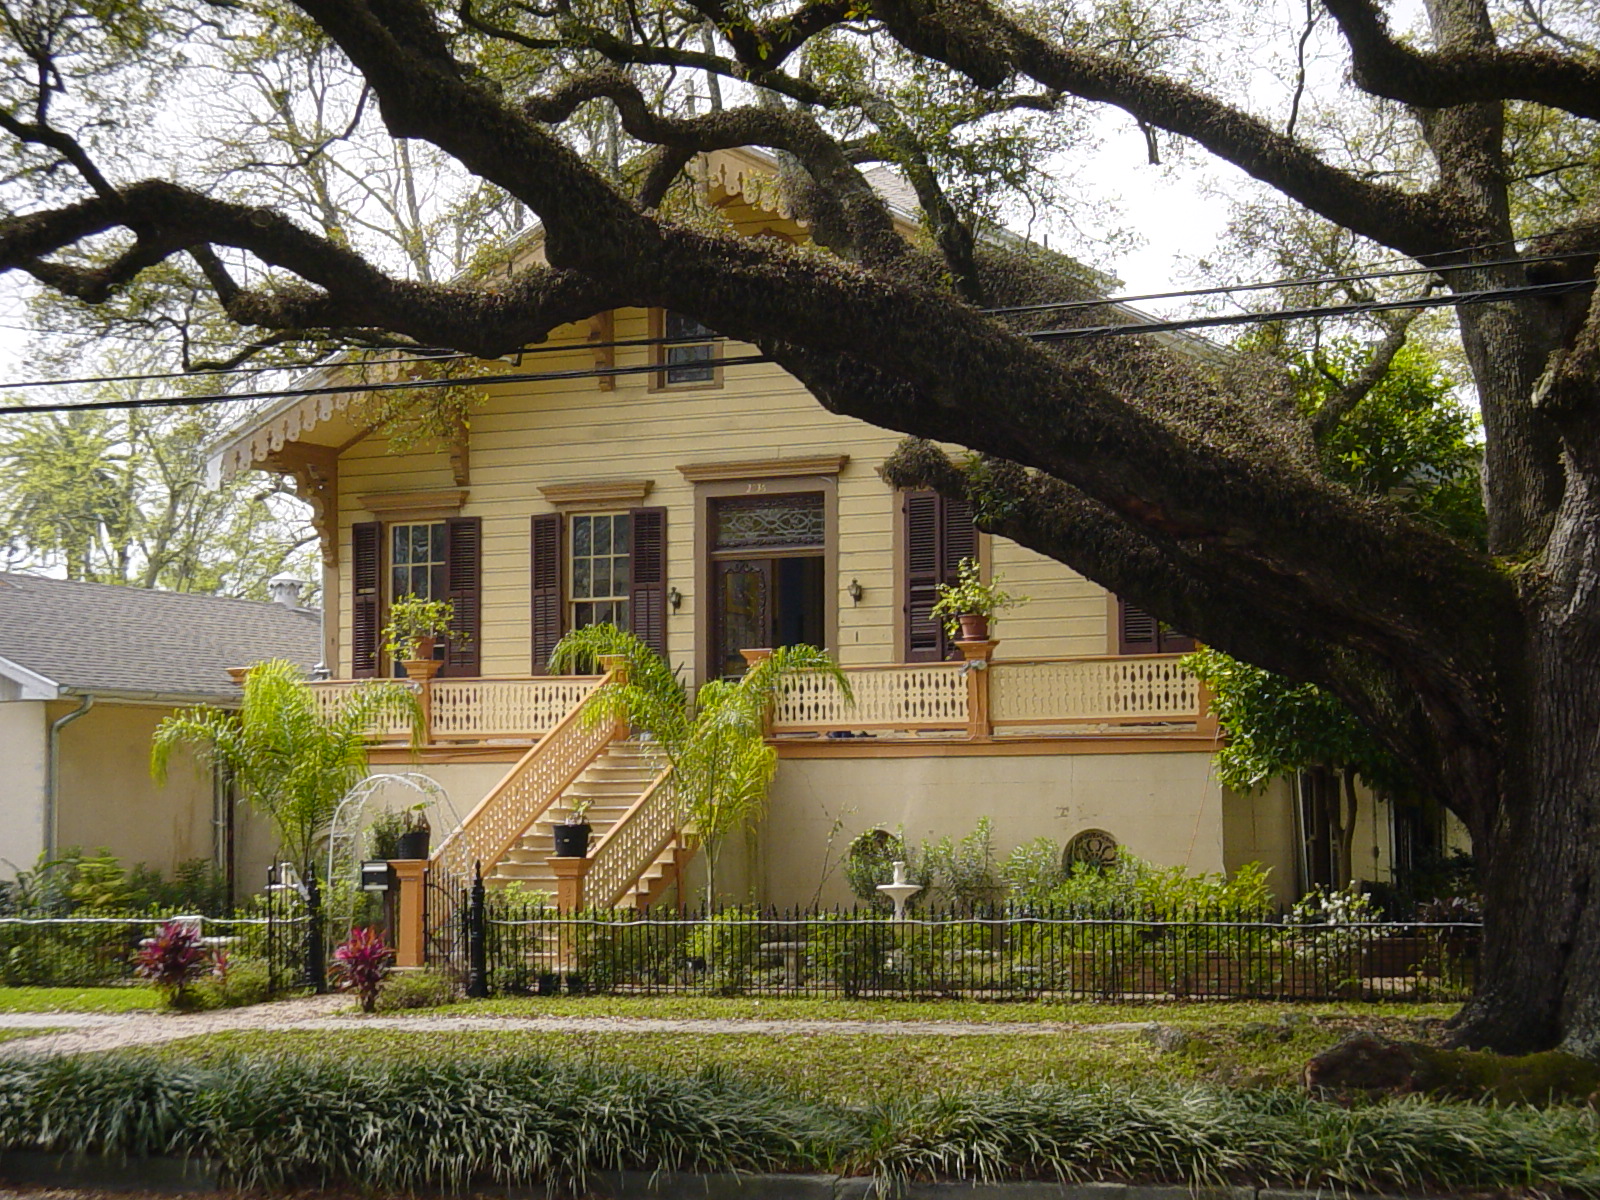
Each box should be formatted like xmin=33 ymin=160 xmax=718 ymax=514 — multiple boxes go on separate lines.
xmin=0 ymin=0 xmax=1427 ymax=390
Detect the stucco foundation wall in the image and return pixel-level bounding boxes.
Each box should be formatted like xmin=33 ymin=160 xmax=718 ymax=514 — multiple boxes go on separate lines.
xmin=51 ymin=701 xmax=215 ymax=875
xmin=0 ymin=702 xmax=47 ymax=875
xmin=1221 ymin=780 xmax=1298 ymax=906
xmin=757 ymin=751 xmax=1248 ymax=909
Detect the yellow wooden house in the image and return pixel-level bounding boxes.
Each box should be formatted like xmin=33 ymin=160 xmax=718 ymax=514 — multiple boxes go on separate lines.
xmin=213 ymin=149 xmax=1412 ymax=913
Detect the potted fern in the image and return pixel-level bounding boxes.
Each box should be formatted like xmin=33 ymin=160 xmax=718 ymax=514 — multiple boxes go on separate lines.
xmin=552 ymin=798 xmax=592 ymax=858
xmin=382 ymin=597 xmax=462 ymax=680
xmin=929 ymin=557 xmax=1025 ymax=642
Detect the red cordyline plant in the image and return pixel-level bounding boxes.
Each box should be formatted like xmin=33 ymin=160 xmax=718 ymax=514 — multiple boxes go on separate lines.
xmin=332 ymin=926 xmax=393 ymax=1013
xmin=133 ymin=920 xmax=209 ymax=1006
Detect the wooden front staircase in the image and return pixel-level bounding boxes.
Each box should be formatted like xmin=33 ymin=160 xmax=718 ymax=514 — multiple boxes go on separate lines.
xmin=486 ymin=739 xmax=693 ymax=908
xmin=428 ymin=659 xmax=696 ymax=912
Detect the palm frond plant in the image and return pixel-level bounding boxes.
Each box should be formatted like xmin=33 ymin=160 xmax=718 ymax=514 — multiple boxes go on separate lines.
xmin=151 ymin=658 xmax=422 ymax=872
xmin=549 ymin=628 xmax=850 ymax=904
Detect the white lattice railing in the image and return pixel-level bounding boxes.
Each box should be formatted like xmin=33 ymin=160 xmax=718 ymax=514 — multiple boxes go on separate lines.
xmin=309 ymin=675 xmax=601 ymax=743
xmin=430 ymin=677 xmax=602 ymax=740
xmin=989 ymin=655 xmax=1199 ymax=725
xmin=430 ymin=671 xmax=618 ymax=878
xmin=586 ymin=759 xmax=681 ymax=907
xmin=306 ymin=680 xmax=413 ymax=740
xmin=772 ymin=664 xmax=968 ymax=732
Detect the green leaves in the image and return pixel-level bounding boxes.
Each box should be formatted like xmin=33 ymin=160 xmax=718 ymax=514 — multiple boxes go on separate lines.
xmin=1182 ymin=647 xmax=1411 ymax=797
xmin=150 ymin=659 xmax=421 ymax=869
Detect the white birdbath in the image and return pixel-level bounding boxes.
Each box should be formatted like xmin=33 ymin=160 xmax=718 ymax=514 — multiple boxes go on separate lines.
xmin=876 ymin=860 xmax=922 ymax=920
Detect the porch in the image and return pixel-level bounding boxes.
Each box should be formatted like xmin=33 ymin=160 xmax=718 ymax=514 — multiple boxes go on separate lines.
xmin=308 ymin=648 xmax=1211 ymax=748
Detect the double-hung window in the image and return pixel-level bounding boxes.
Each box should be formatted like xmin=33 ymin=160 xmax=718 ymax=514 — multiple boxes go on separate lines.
xmin=530 ymin=507 xmax=667 ymax=671
xmin=350 ymin=517 xmax=482 ymax=678
xmin=570 ymin=512 xmax=632 ymax=629
xmin=658 ymin=311 xmax=718 ymax=386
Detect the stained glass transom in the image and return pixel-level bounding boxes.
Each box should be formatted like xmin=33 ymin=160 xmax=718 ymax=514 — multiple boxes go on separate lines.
xmin=713 ymin=494 xmax=824 ymax=551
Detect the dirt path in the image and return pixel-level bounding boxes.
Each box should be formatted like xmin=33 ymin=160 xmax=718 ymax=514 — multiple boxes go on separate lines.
xmin=0 ymin=998 xmax=1146 ymax=1058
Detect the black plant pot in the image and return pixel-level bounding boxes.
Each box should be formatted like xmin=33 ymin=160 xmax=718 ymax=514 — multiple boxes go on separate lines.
xmin=396 ymin=830 xmax=430 ymax=860
xmin=552 ymin=822 xmax=591 ymax=858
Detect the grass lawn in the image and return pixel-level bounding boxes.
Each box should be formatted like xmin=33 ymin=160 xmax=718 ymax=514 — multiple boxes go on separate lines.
xmin=408 ymin=993 xmax=1462 ymax=1027
xmin=139 ymin=1006 xmax=1454 ymax=1099
xmin=0 ymin=986 xmax=160 ymax=1013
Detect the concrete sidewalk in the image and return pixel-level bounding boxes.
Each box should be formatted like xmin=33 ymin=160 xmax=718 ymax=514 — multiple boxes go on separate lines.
xmin=0 ymin=998 xmax=1146 ymax=1058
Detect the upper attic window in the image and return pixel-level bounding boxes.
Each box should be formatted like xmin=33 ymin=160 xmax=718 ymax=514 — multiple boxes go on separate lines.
xmin=657 ymin=311 xmax=719 ymax=387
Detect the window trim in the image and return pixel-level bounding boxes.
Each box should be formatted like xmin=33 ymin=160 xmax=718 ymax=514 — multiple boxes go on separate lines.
xmin=692 ymin=475 xmax=837 ymax=686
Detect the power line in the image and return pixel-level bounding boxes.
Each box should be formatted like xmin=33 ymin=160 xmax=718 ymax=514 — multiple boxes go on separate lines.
xmin=986 ymin=248 xmax=1600 ymax=318
xmin=1 ymin=243 xmax=1595 ymax=394
xmin=1029 ymin=277 xmax=1596 ymax=342
xmin=0 ymin=275 xmax=1589 ymax=418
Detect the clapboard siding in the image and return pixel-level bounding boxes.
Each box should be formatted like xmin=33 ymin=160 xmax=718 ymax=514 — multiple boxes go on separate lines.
xmin=335 ymin=308 xmax=1111 ymax=680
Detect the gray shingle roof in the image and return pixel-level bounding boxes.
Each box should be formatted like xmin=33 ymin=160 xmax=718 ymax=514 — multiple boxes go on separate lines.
xmin=0 ymin=573 xmax=321 ymax=702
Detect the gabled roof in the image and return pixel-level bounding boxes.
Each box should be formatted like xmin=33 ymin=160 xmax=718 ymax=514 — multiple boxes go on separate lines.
xmin=0 ymin=573 xmax=321 ymax=704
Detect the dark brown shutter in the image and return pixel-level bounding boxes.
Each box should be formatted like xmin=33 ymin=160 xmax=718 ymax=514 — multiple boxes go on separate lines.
xmin=1118 ymin=599 xmax=1159 ymax=655
xmin=903 ymin=491 xmax=978 ymax=662
xmin=1117 ymin=599 xmax=1197 ymax=655
xmin=530 ymin=513 xmax=564 ymax=673
xmin=628 ymin=506 xmax=668 ymax=658
xmin=442 ymin=517 xmax=482 ymax=678
xmin=351 ymin=521 xmax=382 ymax=678
xmin=904 ymin=491 xmax=943 ymax=662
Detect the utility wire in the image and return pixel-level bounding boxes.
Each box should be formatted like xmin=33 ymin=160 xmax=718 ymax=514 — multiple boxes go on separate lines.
xmin=0 ymin=275 xmax=1589 ymax=418
xmin=1 ymin=247 xmax=1595 ymax=394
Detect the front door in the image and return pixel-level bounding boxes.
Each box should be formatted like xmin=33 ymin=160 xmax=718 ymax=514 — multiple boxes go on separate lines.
xmin=710 ymin=494 xmax=826 ymax=678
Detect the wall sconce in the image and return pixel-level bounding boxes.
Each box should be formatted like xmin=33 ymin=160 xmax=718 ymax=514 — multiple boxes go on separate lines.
xmin=847 ymin=579 xmax=864 ymax=603
xmin=668 ymin=586 xmax=683 ymax=611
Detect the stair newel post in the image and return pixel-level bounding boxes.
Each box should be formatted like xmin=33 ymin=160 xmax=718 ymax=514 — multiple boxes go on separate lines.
xmin=739 ymin=648 xmax=775 ymax=736
xmin=597 ymin=654 xmax=631 ymax=740
xmin=467 ymin=862 xmax=489 ymax=998
xmin=955 ymin=639 xmax=997 ymax=741
xmin=302 ymin=864 xmax=327 ymax=994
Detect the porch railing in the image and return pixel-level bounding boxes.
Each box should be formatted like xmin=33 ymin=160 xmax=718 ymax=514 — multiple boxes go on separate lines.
xmin=430 ymin=668 xmax=619 ymax=879
xmin=771 ymin=652 xmax=1202 ymax=737
xmin=772 ymin=663 xmax=968 ymax=733
xmin=309 ymin=675 xmax=602 ymax=744
xmin=311 ymin=654 xmax=1202 ymax=745
xmin=989 ymin=655 xmax=1200 ymax=727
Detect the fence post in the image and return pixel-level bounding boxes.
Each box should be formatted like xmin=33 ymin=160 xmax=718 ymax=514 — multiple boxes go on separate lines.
xmin=467 ymin=862 xmax=489 ymax=998
xmin=955 ymin=639 xmax=997 ymax=740
xmin=303 ymin=864 xmax=327 ymax=994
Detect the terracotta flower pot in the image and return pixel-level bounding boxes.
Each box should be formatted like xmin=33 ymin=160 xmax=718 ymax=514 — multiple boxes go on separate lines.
xmin=958 ymin=613 xmax=990 ymax=641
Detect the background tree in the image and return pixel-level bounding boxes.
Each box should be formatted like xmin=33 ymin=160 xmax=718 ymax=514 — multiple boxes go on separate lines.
xmin=1 ymin=0 xmax=1599 ymax=1054
xmin=151 ymin=658 xmax=420 ymax=870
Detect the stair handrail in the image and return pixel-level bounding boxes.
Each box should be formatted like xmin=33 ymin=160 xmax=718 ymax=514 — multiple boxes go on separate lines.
xmin=430 ymin=669 xmax=618 ymax=879
xmin=585 ymin=756 xmax=679 ymax=907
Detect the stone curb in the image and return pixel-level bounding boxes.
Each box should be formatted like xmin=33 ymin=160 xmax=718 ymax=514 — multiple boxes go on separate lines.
xmin=0 ymin=1155 xmax=1437 ymax=1199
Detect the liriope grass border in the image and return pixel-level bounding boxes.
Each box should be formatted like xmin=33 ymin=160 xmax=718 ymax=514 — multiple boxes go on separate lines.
xmin=0 ymin=1055 xmax=1595 ymax=1195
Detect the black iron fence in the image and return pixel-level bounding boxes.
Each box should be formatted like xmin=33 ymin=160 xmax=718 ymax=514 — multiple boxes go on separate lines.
xmin=482 ymin=901 xmax=1482 ymax=1002
xmin=0 ymin=867 xmax=326 ymax=992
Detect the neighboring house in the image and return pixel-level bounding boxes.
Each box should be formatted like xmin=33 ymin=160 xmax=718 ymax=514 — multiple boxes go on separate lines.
xmin=0 ymin=573 xmax=321 ymax=890
xmin=211 ymin=149 xmax=1412 ymax=909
